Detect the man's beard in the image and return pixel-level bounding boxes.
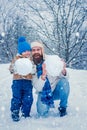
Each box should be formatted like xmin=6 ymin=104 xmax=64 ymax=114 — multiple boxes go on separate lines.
xmin=33 ymin=53 xmax=43 ymax=65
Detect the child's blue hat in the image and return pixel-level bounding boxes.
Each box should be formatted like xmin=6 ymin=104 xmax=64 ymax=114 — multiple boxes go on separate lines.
xmin=18 ymin=36 xmax=31 ymax=54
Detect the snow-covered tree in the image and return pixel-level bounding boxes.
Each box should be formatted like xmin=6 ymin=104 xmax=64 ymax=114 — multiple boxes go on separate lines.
xmin=25 ymin=0 xmax=87 ymax=69
xmin=0 ymin=0 xmax=87 ymax=69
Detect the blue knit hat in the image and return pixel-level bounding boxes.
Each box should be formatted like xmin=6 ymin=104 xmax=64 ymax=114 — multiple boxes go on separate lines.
xmin=18 ymin=36 xmax=31 ymax=54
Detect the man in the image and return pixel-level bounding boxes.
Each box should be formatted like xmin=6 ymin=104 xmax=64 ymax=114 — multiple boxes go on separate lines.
xmin=31 ymin=41 xmax=70 ymax=117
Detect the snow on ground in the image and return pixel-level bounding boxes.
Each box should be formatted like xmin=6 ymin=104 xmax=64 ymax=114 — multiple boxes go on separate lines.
xmin=0 ymin=63 xmax=87 ymax=130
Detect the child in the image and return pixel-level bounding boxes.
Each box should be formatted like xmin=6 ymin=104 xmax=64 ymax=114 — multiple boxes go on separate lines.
xmin=9 ymin=36 xmax=33 ymax=121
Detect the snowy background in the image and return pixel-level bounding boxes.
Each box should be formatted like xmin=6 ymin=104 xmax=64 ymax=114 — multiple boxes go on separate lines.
xmin=0 ymin=0 xmax=87 ymax=69
xmin=0 ymin=63 xmax=87 ymax=130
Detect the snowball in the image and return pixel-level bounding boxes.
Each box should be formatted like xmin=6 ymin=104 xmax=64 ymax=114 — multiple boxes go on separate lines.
xmin=76 ymin=107 xmax=79 ymax=112
xmin=45 ymin=55 xmax=63 ymax=76
xmin=52 ymin=48 xmax=55 ymax=51
xmin=76 ymin=32 xmax=79 ymax=37
xmin=1 ymin=106 xmax=5 ymax=111
xmin=1 ymin=32 xmax=5 ymax=37
xmin=14 ymin=58 xmax=33 ymax=75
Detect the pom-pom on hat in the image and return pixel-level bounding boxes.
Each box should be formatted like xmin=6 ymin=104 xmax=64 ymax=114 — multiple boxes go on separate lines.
xmin=18 ymin=36 xmax=31 ymax=54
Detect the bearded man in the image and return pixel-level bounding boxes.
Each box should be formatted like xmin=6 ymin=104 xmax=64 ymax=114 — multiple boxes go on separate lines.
xmin=31 ymin=41 xmax=70 ymax=117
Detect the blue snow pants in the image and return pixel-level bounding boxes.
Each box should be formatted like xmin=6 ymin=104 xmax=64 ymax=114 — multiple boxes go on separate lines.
xmin=10 ymin=79 xmax=33 ymax=117
xmin=36 ymin=77 xmax=70 ymax=116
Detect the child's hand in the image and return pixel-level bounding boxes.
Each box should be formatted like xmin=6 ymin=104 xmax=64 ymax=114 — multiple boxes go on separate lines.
xmin=61 ymin=60 xmax=67 ymax=76
xmin=41 ymin=63 xmax=47 ymax=80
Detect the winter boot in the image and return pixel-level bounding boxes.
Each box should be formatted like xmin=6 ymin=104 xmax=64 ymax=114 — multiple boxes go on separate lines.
xmin=11 ymin=110 xmax=20 ymax=122
xmin=21 ymin=113 xmax=31 ymax=118
xmin=58 ymin=107 xmax=67 ymax=117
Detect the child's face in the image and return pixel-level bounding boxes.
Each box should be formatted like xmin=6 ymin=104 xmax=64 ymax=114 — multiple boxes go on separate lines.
xmin=22 ymin=51 xmax=31 ymax=57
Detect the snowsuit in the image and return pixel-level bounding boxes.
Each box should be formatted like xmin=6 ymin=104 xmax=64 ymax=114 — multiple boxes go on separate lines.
xmin=11 ymin=79 xmax=33 ymax=117
xmin=9 ymin=55 xmax=33 ymax=118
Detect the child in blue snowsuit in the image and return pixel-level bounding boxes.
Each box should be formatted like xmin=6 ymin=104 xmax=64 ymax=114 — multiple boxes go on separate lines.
xmin=9 ymin=37 xmax=33 ymax=121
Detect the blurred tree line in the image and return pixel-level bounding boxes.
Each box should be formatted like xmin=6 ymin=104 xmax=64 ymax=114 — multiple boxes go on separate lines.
xmin=0 ymin=0 xmax=87 ymax=69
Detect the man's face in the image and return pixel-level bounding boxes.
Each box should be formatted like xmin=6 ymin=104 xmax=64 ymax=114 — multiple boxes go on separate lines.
xmin=32 ymin=47 xmax=43 ymax=65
